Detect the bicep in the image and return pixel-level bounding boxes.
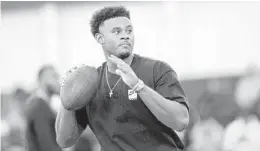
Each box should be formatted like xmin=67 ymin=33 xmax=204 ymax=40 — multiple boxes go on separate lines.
xmin=154 ymin=62 xmax=189 ymax=111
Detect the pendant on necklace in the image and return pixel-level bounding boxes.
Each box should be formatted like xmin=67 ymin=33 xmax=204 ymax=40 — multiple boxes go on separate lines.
xmin=109 ymin=91 xmax=113 ymax=97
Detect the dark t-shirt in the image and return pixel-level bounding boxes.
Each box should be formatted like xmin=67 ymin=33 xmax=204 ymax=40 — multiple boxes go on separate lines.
xmin=76 ymin=54 xmax=189 ymax=151
xmin=25 ymin=93 xmax=61 ymax=151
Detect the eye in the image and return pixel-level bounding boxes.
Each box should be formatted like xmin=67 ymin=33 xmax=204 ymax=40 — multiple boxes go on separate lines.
xmin=126 ymin=29 xmax=132 ymax=34
xmin=113 ymin=30 xmax=120 ymax=35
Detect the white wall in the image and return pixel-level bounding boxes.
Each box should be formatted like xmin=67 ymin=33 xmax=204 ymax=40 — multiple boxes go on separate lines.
xmin=177 ymin=2 xmax=260 ymax=79
xmin=1 ymin=1 xmax=260 ymax=91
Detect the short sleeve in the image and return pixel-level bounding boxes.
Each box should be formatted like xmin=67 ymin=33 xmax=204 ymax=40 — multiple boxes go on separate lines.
xmin=153 ymin=61 xmax=189 ymax=111
xmin=75 ymin=107 xmax=89 ymax=129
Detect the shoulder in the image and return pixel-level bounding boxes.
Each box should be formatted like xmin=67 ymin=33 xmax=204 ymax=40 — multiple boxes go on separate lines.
xmin=135 ymin=54 xmax=178 ymax=84
xmin=97 ymin=62 xmax=106 ymax=73
xmin=25 ymin=94 xmax=44 ymax=117
xmin=136 ymin=54 xmax=175 ymax=74
xmin=26 ymin=94 xmax=40 ymax=109
xmin=135 ymin=54 xmax=157 ymax=66
xmin=154 ymin=60 xmax=176 ymax=76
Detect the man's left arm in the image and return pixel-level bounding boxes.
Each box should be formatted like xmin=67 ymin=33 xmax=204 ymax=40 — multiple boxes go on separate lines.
xmin=137 ymin=61 xmax=189 ymax=132
xmin=108 ymin=55 xmax=189 ymax=132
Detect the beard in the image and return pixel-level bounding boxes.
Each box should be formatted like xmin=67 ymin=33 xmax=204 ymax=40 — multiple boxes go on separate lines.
xmin=118 ymin=52 xmax=131 ymax=60
xmin=48 ymin=84 xmax=60 ymax=96
xmin=117 ymin=46 xmax=132 ymax=60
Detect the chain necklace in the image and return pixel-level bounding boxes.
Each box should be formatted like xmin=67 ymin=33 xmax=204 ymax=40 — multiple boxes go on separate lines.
xmin=105 ymin=65 xmax=122 ymax=97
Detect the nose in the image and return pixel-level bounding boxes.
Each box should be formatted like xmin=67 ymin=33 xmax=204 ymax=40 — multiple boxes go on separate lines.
xmin=121 ymin=37 xmax=129 ymax=40
xmin=120 ymin=32 xmax=130 ymax=40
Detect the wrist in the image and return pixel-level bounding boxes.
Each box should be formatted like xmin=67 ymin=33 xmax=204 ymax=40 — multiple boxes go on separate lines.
xmin=60 ymin=106 xmax=76 ymax=115
xmin=131 ymin=79 xmax=145 ymax=93
xmin=130 ymin=77 xmax=139 ymax=88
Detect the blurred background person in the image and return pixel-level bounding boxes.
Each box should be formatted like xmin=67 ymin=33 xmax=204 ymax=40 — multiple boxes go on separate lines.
xmin=23 ymin=64 xmax=99 ymax=151
xmin=188 ymin=117 xmax=224 ymax=151
xmin=187 ymin=82 xmax=225 ymax=151
xmin=222 ymin=65 xmax=260 ymax=151
xmin=25 ymin=65 xmax=62 ymax=151
xmin=1 ymin=87 xmax=30 ymax=151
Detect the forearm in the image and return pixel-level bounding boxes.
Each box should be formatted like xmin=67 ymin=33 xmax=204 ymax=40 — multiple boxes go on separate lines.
xmin=138 ymin=85 xmax=189 ymax=131
xmin=55 ymin=107 xmax=84 ymax=148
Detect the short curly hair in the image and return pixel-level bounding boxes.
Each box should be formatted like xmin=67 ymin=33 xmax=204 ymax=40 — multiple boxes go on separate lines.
xmin=90 ymin=6 xmax=130 ymax=37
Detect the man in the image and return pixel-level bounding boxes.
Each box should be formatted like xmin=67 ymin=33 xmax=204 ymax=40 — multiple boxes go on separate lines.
xmin=56 ymin=6 xmax=189 ymax=151
xmin=25 ymin=65 xmax=62 ymax=151
xmin=222 ymin=66 xmax=260 ymax=151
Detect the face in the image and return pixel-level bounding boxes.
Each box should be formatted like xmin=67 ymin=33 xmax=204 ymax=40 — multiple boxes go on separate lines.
xmin=97 ymin=17 xmax=134 ymax=60
xmin=41 ymin=68 xmax=60 ymax=95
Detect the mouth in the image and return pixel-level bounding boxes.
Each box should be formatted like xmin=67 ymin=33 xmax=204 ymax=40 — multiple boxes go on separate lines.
xmin=119 ymin=42 xmax=131 ymax=47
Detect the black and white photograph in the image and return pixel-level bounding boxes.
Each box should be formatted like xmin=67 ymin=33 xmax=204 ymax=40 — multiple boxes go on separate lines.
xmin=1 ymin=1 xmax=260 ymax=151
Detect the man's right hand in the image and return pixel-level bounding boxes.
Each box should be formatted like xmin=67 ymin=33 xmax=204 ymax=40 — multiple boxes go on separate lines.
xmin=55 ymin=106 xmax=87 ymax=148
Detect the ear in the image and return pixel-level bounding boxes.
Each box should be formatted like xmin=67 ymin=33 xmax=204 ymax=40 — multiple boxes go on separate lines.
xmin=95 ymin=33 xmax=105 ymax=45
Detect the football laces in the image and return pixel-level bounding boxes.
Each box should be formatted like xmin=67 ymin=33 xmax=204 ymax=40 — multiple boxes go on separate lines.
xmin=60 ymin=64 xmax=85 ymax=87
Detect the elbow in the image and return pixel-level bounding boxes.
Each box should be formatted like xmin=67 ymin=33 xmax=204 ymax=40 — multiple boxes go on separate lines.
xmin=56 ymin=135 xmax=76 ymax=148
xmin=163 ymin=110 xmax=189 ymax=132
xmin=175 ymin=115 xmax=189 ymax=132
xmin=175 ymin=109 xmax=190 ymax=132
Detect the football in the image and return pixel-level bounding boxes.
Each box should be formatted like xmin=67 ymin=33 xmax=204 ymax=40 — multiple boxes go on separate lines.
xmin=60 ymin=65 xmax=99 ymax=110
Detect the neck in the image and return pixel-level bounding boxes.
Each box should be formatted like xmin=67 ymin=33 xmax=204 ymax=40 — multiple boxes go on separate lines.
xmin=38 ymin=85 xmax=52 ymax=101
xmin=106 ymin=54 xmax=134 ymax=74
